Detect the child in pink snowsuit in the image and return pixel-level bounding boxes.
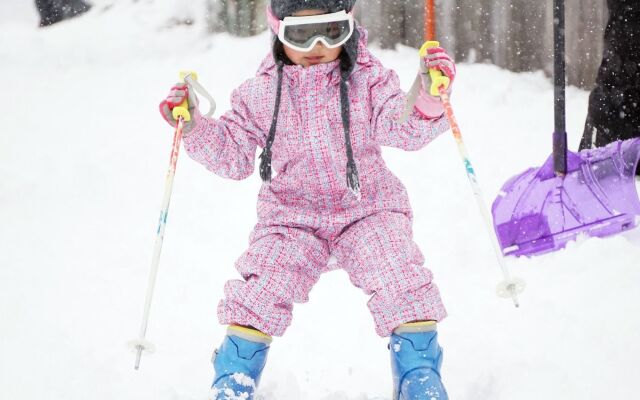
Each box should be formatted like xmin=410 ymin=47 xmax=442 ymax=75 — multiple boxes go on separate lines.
xmin=160 ymin=1 xmax=456 ymax=399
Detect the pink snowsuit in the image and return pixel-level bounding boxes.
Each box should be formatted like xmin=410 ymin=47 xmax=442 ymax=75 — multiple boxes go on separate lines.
xmin=183 ymin=29 xmax=449 ymax=337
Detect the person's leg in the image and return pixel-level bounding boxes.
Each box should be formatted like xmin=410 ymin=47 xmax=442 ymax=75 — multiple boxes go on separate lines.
xmin=580 ymin=0 xmax=640 ymax=158
xmin=63 ymin=0 xmax=91 ymax=19
xmin=37 ymin=0 xmax=91 ymax=26
xmin=212 ymin=225 xmax=330 ymax=399
xmin=35 ymin=0 xmax=61 ymax=27
xmin=333 ymin=211 xmax=448 ymax=399
xmin=580 ymin=87 xmax=613 ymax=150
xmin=333 ymin=211 xmax=446 ymax=336
xmin=219 ymin=224 xmax=330 ymax=336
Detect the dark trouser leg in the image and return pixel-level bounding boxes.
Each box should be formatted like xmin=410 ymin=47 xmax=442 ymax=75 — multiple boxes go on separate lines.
xmin=580 ymin=88 xmax=640 ymax=174
xmin=36 ymin=0 xmax=63 ymax=26
xmin=64 ymin=0 xmax=92 ymax=18
xmin=36 ymin=0 xmax=92 ymax=27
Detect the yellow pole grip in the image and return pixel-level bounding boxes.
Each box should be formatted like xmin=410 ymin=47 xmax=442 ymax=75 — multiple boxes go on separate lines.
xmin=420 ymin=40 xmax=451 ymax=96
xmin=172 ymin=99 xmax=191 ymax=122
xmin=171 ymin=71 xmax=199 ymax=122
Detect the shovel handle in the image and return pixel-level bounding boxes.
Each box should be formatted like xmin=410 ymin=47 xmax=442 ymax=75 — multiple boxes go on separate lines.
xmin=553 ymin=0 xmax=567 ymax=175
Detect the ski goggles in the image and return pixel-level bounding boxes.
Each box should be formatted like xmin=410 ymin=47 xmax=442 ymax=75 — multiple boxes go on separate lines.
xmin=267 ymin=8 xmax=355 ymax=53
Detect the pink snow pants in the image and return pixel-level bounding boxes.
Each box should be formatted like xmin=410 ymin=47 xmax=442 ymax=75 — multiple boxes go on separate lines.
xmin=218 ymin=211 xmax=447 ymax=337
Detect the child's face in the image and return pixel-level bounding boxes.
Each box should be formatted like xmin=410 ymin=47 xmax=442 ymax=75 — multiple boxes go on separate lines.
xmin=283 ymin=9 xmax=343 ymax=68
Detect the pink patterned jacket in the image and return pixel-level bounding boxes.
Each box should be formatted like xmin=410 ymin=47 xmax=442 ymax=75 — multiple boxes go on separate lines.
xmin=183 ymin=29 xmax=450 ymax=230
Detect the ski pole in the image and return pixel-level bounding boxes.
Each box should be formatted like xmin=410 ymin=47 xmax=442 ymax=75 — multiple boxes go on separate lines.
xmin=420 ymin=42 xmax=526 ymax=307
xmin=129 ymin=73 xmax=196 ymax=370
xmin=424 ymin=0 xmax=435 ymax=41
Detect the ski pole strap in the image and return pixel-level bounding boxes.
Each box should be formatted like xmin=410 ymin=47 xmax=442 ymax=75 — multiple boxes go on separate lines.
xmin=184 ymin=74 xmax=217 ymax=118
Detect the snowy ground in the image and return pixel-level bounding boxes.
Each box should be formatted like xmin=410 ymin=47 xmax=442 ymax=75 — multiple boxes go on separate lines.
xmin=2 ymin=2 xmax=640 ymax=399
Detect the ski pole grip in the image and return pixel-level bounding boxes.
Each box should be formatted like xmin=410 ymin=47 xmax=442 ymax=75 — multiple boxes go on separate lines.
xmin=420 ymin=40 xmax=451 ymax=96
xmin=172 ymin=99 xmax=191 ymax=122
xmin=171 ymin=71 xmax=199 ymax=122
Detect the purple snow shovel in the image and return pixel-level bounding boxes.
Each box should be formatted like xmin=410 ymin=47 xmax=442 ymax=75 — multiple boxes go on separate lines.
xmin=491 ymin=0 xmax=640 ymax=257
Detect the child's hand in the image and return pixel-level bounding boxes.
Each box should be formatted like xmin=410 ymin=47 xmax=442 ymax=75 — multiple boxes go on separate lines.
xmin=413 ymin=46 xmax=455 ymax=119
xmin=422 ymin=46 xmax=456 ymax=90
xmin=159 ymin=83 xmax=199 ymax=134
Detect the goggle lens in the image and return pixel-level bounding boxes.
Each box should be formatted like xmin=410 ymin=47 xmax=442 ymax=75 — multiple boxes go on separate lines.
xmin=283 ymin=19 xmax=352 ymax=49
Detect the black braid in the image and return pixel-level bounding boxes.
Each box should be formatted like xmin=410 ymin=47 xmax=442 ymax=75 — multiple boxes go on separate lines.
xmin=340 ymin=55 xmax=360 ymax=193
xmin=259 ymin=63 xmax=285 ymax=182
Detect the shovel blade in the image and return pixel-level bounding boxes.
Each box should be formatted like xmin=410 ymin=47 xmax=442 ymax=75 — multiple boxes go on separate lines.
xmin=492 ymin=138 xmax=640 ymax=257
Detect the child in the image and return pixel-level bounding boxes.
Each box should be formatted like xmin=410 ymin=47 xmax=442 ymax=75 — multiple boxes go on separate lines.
xmin=160 ymin=1 xmax=456 ymax=399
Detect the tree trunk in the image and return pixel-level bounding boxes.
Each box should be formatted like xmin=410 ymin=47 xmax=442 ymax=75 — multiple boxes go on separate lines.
xmin=207 ymin=0 xmax=267 ymax=36
xmin=379 ymin=0 xmax=405 ymax=49
xmin=356 ymin=0 xmax=607 ymax=89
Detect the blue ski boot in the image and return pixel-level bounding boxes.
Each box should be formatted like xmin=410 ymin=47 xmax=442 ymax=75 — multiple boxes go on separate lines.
xmin=390 ymin=321 xmax=448 ymax=400
xmin=211 ymin=325 xmax=272 ymax=400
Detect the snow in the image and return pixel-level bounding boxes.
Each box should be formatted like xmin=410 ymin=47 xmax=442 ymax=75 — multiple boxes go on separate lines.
xmin=2 ymin=1 xmax=640 ymax=400
xmin=232 ymin=373 xmax=256 ymax=388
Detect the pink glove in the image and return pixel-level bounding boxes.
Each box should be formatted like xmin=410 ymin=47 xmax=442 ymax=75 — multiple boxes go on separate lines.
xmin=423 ymin=46 xmax=456 ymax=86
xmin=414 ymin=46 xmax=456 ymax=119
xmin=159 ymin=83 xmax=199 ymax=134
xmin=415 ymin=88 xmax=446 ymax=119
